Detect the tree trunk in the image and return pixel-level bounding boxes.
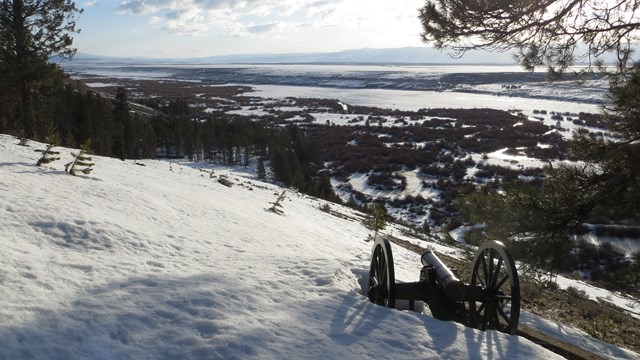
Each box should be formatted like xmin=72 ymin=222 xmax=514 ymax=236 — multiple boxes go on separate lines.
xmin=12 ymin=0 xmax=37 ymax=139
xmin=20 ymin=85 xmax=36 ymax=138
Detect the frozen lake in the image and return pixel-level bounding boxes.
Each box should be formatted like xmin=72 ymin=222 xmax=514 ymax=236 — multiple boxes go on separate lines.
xmin=65 ymin=62 xmax=608 ymax=114
xmin=248 ymin=84 xmax=603 ymax=114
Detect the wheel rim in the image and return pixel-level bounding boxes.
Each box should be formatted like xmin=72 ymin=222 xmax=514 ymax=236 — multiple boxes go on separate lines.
xmin=367 ymin=236 xmax=395 ymax=308
xmin=469 ymin=240 xmax=520 ymax=334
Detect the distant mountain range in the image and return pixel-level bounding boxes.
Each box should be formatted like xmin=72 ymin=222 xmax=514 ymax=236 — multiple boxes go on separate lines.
xmin=70 ymin=47 xmax=517 ymax=65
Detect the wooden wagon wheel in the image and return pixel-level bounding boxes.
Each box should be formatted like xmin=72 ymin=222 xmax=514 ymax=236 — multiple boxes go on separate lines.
xmin=468 ymin=240 xmax=521 ymax=335
xmin=367 ymin=236 xmax=396 ymax=308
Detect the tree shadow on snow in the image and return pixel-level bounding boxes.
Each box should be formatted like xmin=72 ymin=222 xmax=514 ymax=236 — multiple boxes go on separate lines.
xmin=0 ymin=271 xmax=563 ymax=360
xmin=0 ymin=274 xmax=292 ymax=360
xmin=329 ymin=291 xmax=390 ymax=345
xmin=344 ymin=266 xmax=543 ymax=359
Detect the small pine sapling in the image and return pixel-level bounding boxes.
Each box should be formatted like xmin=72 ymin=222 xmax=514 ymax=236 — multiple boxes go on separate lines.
xmin=65 ymin=139 xmax=95 ymax=176
xmin=269 ymin=190 xmax=286 ymax=215
xmin=319 ymin=203 xmax=331 ymax=213
xmin=17 ymin=137 xmax=29 ymax=146
xmin=218 ymin=177 xmax=233 ymax=187
xmin=364 ymin=203 xmax=387 ymax=242
xmin=35 ymin=134 xmax=61 ymax=166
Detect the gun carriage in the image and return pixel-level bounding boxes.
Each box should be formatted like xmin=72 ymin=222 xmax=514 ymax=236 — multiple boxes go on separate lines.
xmin=367 ymin=236 xmax=521 ymax=335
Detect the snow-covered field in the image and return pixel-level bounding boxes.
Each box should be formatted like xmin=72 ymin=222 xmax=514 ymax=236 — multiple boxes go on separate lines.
xmin=1 ymin=134 xmax=638 ymax=359
xmin=67 ymin=63 xmax=606 ymax=111
xmin=248 ymin=84 xmax=602 ymax=114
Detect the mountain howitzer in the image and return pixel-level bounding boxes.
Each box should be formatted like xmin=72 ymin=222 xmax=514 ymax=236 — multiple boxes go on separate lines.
xmin=367 ymin=236 xmax=520 ymax=334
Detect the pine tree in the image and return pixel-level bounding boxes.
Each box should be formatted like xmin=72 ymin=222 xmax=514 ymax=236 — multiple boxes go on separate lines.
xmin=418 ymin=0 xmax=638 ymax=76
xmin=35 ymin=126 xmax=60 ymax=166
xmin=364 ymin=202 xmax=387 ymax=242
xmin=35 ymin=139 xmax=60 ymax=166
xmin=65 ymin=139 xmax=94 ymax=176
xmin=112 ymin=87 xmax=129 ymax=159
xmin=346 ymin=195 xmax=359 ymax=209
xmin=65 ymin=131 xmax=76 ymax=148
xmin=257 ymin=158 xmax=266 ymax=180
xmin=244 ymin=145 xmax=250 ymax=167
xmin=269 ymin=190 xmax=286 ymax=215
xmin=0 ymin=0 xmax=82 ymax=138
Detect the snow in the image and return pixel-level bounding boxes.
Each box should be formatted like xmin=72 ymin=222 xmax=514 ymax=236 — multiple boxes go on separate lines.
xmin=1 ymin=134 xmax=638 ymax=359
xmin=226 ymin=107 xmax=271 ymax=116
xmin=554 ymin=276 xmax=640 ymax=319
xmin=400 ymin=169 xmax=429 ymax=198
xmin=249 ymin=84 xmax=602 ymax=115
xmin=347 ymin=171 xmax=438 ymax=203
xmin=482 ymin=147 xmax=549 ymax=169
xmin=84 ymin=82 xmax=122 ymax=88
xmin=578 ymin=233 xmax=640 ymax=256
xmin=519 ymin=312 xmax=637 ymax=359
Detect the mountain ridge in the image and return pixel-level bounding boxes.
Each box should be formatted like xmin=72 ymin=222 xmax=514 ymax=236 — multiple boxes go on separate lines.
xmin=69 ymin=46 xmax=517 ymax=64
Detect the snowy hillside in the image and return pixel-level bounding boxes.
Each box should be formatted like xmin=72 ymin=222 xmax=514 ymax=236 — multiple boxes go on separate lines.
xmin=0 ymin=134 xmax=636 ymax=359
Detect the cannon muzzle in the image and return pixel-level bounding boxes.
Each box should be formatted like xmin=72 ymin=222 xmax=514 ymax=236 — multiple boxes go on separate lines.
xmin=421 ymin=250 xmax=483 ymax=303
xmin=421 ymin=250 xmax=458 ymax=286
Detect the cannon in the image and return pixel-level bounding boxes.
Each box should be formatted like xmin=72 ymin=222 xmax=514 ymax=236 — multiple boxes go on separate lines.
xmin=367 ymin=236 xmax=520 ymax=335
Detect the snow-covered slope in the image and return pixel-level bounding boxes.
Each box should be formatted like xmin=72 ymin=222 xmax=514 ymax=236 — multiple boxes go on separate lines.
xmin=0 ymin=134 xmax=633 ymax=359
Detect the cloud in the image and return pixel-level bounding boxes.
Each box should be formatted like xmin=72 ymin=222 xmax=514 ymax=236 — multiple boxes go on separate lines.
xmin=226 ymin=20 xmax=305 ymax=38
xmin=115 ymin=0 xmax=172 ymax=15
xmin=245 ymin=22 xmax=284 ymax=34
xmin=83 ymin=1 xmax=97 ymax=7
xmin=114 ymin=0 xmax=344 ymax=35
xmin=112 ymin=0 xmax=424 ymax=46
xmin=115 ymin=0 xmax=317 ymax=16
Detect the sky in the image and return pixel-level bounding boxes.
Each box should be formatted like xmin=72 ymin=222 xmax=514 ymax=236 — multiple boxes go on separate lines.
xmin=74 ymin=0 xmax=428 ymax=58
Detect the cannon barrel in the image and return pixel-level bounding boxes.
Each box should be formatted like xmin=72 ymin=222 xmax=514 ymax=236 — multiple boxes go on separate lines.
xmin=421 ymin=250 xmax=483 ymax=303
xmin=421 ymin=250 xmax=458 ymax=286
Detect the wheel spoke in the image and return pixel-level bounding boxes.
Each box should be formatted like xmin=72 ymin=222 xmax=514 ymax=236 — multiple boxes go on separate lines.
xmin=481 ymin=255 xmax=489 ymax=288
xmin=493 ymin=306 xmax=501 ymax=328
xmin=488 ymin=250 xmax=495 ymax=287
xmin=485 ymin=303 xmax=492 ymax=327
xmin=477 ymin=302 xmax=485 ymax=315
xmin=367 ymin=237 xmax=396 ymax=308
xmin=371 ymin=263 xmax=378 ymax=281
xmin=474 ymin=267 xmax=486 ymax=287
xmin=491 ymin=257 xmax=503 ymax=288
xmin=468 ymin=241 xmax=520 ymax=334
xmin=483 ymin=303 xmax=490 ymax=329
xmin=495 ymin=274 xmax=509 ymax=290
xmin=487 ymin=303 xmax=496 ymax=329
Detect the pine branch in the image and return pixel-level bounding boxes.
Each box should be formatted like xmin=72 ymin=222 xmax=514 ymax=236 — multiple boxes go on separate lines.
xmin=65 ymin=140 xmax=94 ymax=176
xmin=35 ymin=143 xmax=60 ymax=166
xmin=269 ymin=191 xmax=287 ymax=214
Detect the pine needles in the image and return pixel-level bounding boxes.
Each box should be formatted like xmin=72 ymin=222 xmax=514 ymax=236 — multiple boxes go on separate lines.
xmin=65 ymin=139 xmax=95 ymax=176
xmin=35 ymin=134 xmax=61 ymax=166
xmin=35 ymin=135 xmax=96 ymax=177
xmin=269 ymin=190 xmax=287 ymax=215
xmin=363 ymin=203 xmax=387 ymax=242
